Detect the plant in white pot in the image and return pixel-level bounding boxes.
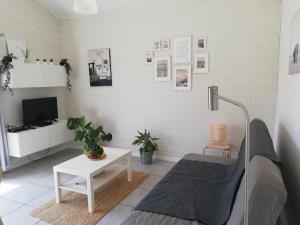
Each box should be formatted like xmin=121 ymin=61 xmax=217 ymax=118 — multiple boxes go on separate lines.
xmin=132 ymin=130 xmax=158 ymax=165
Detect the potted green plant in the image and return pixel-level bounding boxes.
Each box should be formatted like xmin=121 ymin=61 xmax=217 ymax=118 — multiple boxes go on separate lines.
xmin=132 ymin=130 xmax=159 ymax=165
xmin=67 ymin=116 xmax=112 ymax=160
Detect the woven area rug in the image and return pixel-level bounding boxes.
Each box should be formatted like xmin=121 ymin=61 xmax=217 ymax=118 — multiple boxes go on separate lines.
xmin=32 ymin=171 xmax=149 ymax=225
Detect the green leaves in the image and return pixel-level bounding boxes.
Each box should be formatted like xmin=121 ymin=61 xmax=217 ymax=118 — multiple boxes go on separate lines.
xmin=132 ymin=129 xmax=159 ymax=153
xmin=66 ymin=116 xmax=112 ymax=154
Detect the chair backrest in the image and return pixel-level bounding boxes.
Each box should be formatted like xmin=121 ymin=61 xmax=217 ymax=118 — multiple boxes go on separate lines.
xmin=227 ymin=156 xmax=287 ymax=225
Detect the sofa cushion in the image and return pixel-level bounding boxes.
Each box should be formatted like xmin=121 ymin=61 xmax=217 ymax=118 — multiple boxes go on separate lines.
xmin=227 ymin=155 xmax=287 ymax=225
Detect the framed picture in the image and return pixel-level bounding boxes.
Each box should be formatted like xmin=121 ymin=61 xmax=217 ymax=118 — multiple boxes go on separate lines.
xmin=6 ymin=39 xmax=26 ymax=62
xmin=173 ymin=65 xmax=191 ymax=90
xmin=154 ymin=40 xmax=161 ymax=51
xmin=161 ymin=39 xmax=170 ymax=50
xmin=289 ymin=8 xmax=300 ymax=74
xmin=146 ymin=51 xmax=153 ymax=64
xmin=195 ymin=36 xmax=207 ymax=50
xmin=194 ymin=53 xmax=209 ymax=74
xmin=173 ymin=36 xmax=192 ymax=63
xmin=154 ymin=56 xmax=171 ymax=81
xmin=88 ymin=48 xmax=112 ymax=86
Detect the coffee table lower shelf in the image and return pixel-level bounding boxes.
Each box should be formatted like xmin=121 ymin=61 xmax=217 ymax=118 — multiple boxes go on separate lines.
xmin=58 ymin=164 xmax=126 ymax=195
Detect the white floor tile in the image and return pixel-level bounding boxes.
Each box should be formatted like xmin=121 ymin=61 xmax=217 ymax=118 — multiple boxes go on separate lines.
xmin=2 ymin=205 xmax=39 ymax=225
xmin=27 ymin=190 xmax=55 ymax=208
xmin=139 ymin=175 xmax=162 ymax=190
xmin=144 ymin=164 xmax=171 ymax=176
xmin=0 ymin=178 xmax=28 ymax=197
xmin=96 ymin=204 xmax=133 ymax=225
xmin=4 ymin=183 xmax=51 ymax=204
xmin=0 ymin=197 xmax=22 ymax=217
xmin=121 ymin=188 xmax=149 ymax=207
xmin=34 ymin=173 xmax=75 ymax=188
xmin=5 ymin=167 xmax=51 ymax=183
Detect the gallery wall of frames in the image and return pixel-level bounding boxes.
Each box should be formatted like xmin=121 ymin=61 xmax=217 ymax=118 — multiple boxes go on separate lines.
xmin=146 ymin=36 xmax=209 ymax=91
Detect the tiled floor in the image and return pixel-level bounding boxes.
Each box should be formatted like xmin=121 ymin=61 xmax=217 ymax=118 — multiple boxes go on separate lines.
xmin=0 ymin=149 xmax=175 ymax=225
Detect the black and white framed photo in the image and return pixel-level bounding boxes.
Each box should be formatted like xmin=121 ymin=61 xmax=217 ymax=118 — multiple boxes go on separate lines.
xmin=194 ymin=36 xmax=207 ymax=50
xmin=173 ymin=65 xmax=191 ymax=90
xmin=146 ymin=51 xmax=153 ymax=64
xmin=194 ymin=53 xmax=209 ymax=74
xmin=6 ymin=39 xmax=27 ymax=62
xmin=154 ymin=40 xmax=161 ymax=51
xmin=173 ymin=36 xmax=192 ymax=64
xmin=154 ymin=56 xmax=171 ymax=81
xmin=88 ymin=48 xmax=112 ymax=86
xmin=161 ymin=39 xmax=170 ymax=51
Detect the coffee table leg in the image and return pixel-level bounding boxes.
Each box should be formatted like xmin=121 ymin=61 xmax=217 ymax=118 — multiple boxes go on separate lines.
xmin=87 ymin=175 xmax=95 ymax=213
xmin=54 ymin=171 xmax=62 ymax=203
xmin=127 ymin=153 xmax=132 ymax=182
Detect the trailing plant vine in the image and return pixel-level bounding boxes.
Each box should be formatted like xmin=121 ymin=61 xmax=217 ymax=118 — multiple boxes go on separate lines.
xmin=59 ymin=58 xmax=72 ymax=92
xmin=0 ymin=54 xmax=16 ymax=95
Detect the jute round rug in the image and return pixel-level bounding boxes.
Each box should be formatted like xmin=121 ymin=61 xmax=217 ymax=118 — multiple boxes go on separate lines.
xmin=31 ymin=171 xmax=149 ymax=225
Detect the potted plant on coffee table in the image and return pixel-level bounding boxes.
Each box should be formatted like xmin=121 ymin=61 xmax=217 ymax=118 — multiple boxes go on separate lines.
xmin=132 ymin=129 xmax=159 ymax=165
xmin=67 ymin=116 xmax=112 ymax=160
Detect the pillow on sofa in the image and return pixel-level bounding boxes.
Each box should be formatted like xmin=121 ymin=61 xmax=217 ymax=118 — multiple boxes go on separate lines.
xmin=227 ymin=155 xmax=287 ymax=225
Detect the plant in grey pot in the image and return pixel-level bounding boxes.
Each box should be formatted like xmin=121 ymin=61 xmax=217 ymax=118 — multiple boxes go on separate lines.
xmin=132 ymin=130 xmax=158 ymax=165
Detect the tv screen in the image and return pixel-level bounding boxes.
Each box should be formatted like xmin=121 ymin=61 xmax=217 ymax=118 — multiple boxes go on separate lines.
xmin=22 ymin=97 xmax=58 ymax=125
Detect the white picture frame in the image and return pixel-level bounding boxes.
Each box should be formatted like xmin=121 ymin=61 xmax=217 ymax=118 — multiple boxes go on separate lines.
xmin=194 ymin=53 xmax=209 ymax=74
xmin=154 ymin=56 xmax=171 ymax=81
xmin=194 ymin=36 xmax=207 ymax=50
xmin=173 ymin=36 xmax=192 ymax=64
xmin=161 ymin=39 xmax=170 ymax=51
xmin=173 ymin=64 xmax=191 ymax=90
xmin=6 ymin=39 xmax=26 ymax=62
xmin=145 ymin=51 xmax=153 ymax=64
xmin=154 ymin=40 xmax=161 ymax=51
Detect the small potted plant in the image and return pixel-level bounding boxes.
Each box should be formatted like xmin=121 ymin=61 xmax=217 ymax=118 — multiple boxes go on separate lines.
xmin=67 ymin=116 xmax=112 ymax=160
xmin=132 ymin=130 xmax=159 ymax=165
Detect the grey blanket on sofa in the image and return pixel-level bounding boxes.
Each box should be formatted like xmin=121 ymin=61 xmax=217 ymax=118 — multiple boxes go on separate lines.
xmin=135 ymin=119 xmax=279 ymax=225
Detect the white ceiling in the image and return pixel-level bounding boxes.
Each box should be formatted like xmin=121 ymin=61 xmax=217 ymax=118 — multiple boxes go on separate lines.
xmin=36 ymin=0 xmax=174 ymax=19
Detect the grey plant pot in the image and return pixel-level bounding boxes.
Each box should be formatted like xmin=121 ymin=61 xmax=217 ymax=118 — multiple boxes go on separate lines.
xmin=140 ymin=151 xmax=153 ymax=165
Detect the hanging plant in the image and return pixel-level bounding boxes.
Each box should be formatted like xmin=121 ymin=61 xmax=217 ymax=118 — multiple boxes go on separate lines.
xmin=59 ymin=58 xmax=72 ymax=92
xmin=0 ymin=54 xmax=16 ymax=95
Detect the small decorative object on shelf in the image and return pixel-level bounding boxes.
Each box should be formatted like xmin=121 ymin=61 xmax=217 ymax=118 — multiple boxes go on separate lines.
xmin=49 ymin=59 xmax=54 ymax=65
xmin=0 ymin=53 xmax=16 ymax=95
xmin=21 ymin=49 xmax=30 ymax=63
xmin=132 ymin=129 xmax=159 ymax=165
xmin=36 ymin=59 xmax=40 ymax=64
xmin=67 ymin=116 xmax=112 ymax=160
xmin=59 ymin=58 xmax=72 ymax=91
xmin=43 ymin=59 xmax=47 ymax=64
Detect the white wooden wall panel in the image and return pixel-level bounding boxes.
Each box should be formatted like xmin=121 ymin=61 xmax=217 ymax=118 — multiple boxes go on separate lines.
xmin=60 ymin=0 xmax=281 ymax=160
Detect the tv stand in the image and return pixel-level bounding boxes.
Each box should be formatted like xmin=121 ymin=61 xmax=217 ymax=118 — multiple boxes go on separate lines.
xmin=32 ymin=121 xmax=53 ymax=127
xmin=7 ymin=120 xmax=73 ymax=158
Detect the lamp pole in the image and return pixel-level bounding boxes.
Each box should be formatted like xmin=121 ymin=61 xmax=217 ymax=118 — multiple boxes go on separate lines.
xmin=208 ymin=86 xmax=250 ymax=225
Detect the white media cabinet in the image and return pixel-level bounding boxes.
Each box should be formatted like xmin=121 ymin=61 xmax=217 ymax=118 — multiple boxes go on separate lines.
xmin=7 ymin=120 xmax=73 ymax=158
xmin=1 ymin=61 xmax=67 ymax=88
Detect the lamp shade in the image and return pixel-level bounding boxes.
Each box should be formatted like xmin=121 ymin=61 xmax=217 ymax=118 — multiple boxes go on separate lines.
xmin=73 ymin=0 xmax=98 ymax=15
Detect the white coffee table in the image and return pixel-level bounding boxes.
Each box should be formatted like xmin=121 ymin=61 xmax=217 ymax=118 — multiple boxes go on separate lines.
xmin=53 ymin=147 xmax=132 ymax=213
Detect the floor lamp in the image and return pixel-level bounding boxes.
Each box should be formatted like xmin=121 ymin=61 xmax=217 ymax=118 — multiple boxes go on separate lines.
xmin=208 ymin=86 xmax=250 ymax=225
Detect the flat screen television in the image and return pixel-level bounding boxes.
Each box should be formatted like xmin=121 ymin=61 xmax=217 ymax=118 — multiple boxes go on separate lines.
xmin=22 ymin=97 xmax=58 ymax=126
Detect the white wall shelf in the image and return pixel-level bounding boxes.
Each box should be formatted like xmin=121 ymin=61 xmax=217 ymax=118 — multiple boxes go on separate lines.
xmin=1 ymin=62 xmax=67 ymax=89
xmin=7 ymin=120 xmax=73 ymax=157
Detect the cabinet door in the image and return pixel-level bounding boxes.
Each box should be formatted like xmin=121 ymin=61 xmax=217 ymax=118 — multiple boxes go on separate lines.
xmin=49 ymin=121 xmax=73 ymax=147
xmin=8 ymin=126 xmax=51 ymax=157
xmin=45 ymin=65 xmax=67 ymax=87
xmin=10 ymin=62 xmax=45 ymax=88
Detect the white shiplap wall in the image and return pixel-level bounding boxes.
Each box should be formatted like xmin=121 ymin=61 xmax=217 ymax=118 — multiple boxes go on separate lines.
xmin=0 ymin=0 xmax=68 ymax=168
xmin=60 ymin=0 xmax=281 ymax=160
